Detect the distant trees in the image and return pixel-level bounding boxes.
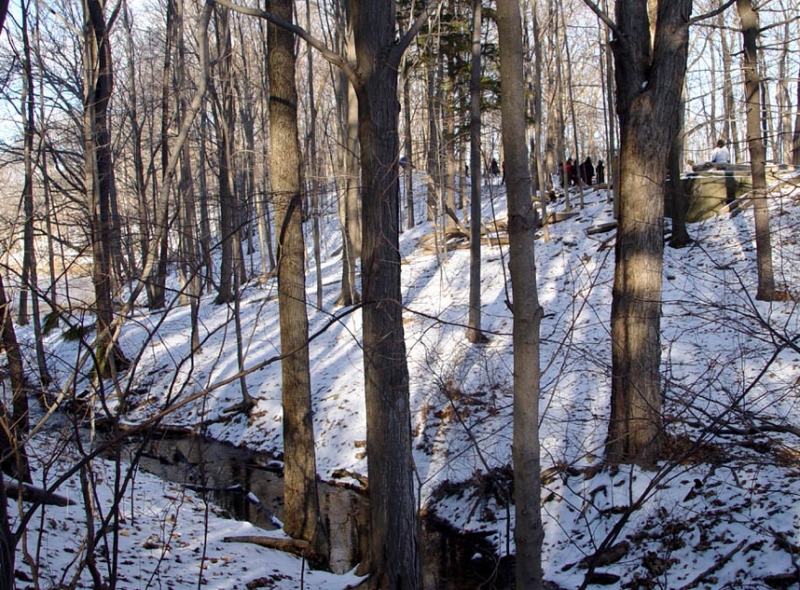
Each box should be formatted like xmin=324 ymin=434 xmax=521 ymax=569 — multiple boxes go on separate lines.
xmin=0 ymin=0 xmax=799 ymax=584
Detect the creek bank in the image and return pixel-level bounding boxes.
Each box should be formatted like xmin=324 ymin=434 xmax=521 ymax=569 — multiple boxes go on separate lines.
xmin=116 ymin=431 xmax=509 ymax=589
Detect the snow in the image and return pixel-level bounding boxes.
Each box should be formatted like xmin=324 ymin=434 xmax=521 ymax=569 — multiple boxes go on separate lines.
xmin=7 ymin=171 xmax=800 ymax=588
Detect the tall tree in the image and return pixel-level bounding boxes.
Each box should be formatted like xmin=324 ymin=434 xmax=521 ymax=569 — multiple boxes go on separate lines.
xmin=266 ymin=0 xmax=328 ymax=564
xmin=350 ymin=1 xmax=425 ymax=584
xmin=718 ymin=8 xmax=741 ymax=163
xmin=793 ymin=66 xmax=800 ymax=166
xmin=589 ymin=0 xmax=692 ymax=465
xmin=402 ymin=62 xmax=415 ymax=230
xmin=737 ymin=0 xmax=777 ymax=302
xmin=466 ymin=0 xmax=484 ymax=344
xmin=18 ymin=0 xmax=53 ymax=387
xmin=83 ymin=0 xmax=129 ymax=377
xmin=200 ymin=1 xmax=437 ymax=585
xmin=0 ymin=271 xmax=30 ymax=590
xmin=332 ymin=1 xmax=361 ymax=307
xmin=173 ymin=0 xmax=202 ymax=351
xmin=148 ymin=0 xmax=181 ymax=310
xmin=668 ymin=84 xmax=692 ymax=248
xmin=210 ymin=5 xmax=238 ymax=305
xmin=496 ymin=0 xmax=544 ymax=586
xmin=121 ymin=0 xmax=150 ymax=286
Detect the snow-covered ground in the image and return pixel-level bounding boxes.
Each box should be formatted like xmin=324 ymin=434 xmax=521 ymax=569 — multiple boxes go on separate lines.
xmin=8 ymin=170 xmax=800 ymax=589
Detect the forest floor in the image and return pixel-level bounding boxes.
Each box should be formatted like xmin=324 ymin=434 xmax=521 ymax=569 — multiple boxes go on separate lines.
xmin=9 ymin=169 xmax=800 ymax=589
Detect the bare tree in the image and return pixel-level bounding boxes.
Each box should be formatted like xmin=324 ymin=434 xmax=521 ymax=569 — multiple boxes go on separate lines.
xmin=589 ymin=0 xmax=693 ymax=465
xmin=496 ymin=0 xmax=544 ymax=586
xmin=350 ymin=0 xmax=425 ymax=583
xmin=736 ymin=0 xmax=778 ymax=302
xmin=266 ymin=0 xmax=328 ymax=565
xmin=794 ymin=66 xmax=800 ymax=165
xmin=209 ymin=4 xmax=244 ymax=305
xmin=466 ymin=0 xmax=485 ymax=344
xmin=18 ymin=0 xmax=53 ymax=386
xmin=332 ymin=1 xmax=360 ymax=307
xmin=82 ymin=0 xmax=129 ymax=377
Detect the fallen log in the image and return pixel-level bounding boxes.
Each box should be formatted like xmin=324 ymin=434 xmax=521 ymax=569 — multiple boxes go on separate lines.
xmin=5 ymin=482 xmax=75 ymax=507
xmin=223 ymin=535 xmax=309 ymax=557
xmin=585 ymin=221 xmax=617 ymax=235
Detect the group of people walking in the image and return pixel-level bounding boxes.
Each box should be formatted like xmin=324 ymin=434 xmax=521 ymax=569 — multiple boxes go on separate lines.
xmin=559 ymin=156 xmax=605 ymax=188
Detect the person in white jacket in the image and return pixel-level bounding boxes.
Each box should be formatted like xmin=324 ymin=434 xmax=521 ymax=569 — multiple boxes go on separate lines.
xmin=710 ymin=139 xmax=730 ymax=166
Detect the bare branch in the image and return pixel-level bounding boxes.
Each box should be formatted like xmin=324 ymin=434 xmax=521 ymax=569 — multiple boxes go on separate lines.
xmin=581 ymin=0 xmax=621 ymax=39
xmin=689 ymin=0 xmax=736 ymax=26
xmin=210 ymin=0 xmax=358 ymax=88
xmin=392 ymin=0 xmax=447 ymax=66
xmin=34 ymin=0 xmax=82 ymax=36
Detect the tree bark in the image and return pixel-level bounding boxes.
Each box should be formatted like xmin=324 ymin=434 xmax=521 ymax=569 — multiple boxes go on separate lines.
xmin=83 ymin=0 xmax=129 ymax=378
xmin=335 ymin=11 xmax=361 ymax=307
xmin=466 ymin=0 xmax=484 ymax=344
xmin=605 ymin=0 xmax=692 ymax=466
xmin=719 ymin=9 xmax=741 ymax=163
xmin=496 ymin=0 xmax=545 ymax=586
xmin=211 ymin=5 xmax=237 ymax=305
xmin=403 ymin=66 xmax=415 ymax=229
xmin=174 ymin=0 xmax=201 ymax=352
xmin=0 ymin=273 xmax=30 ymax=482
xmin=267 ymin=0 xmax=328 ymax=566
xmin=350 ymin=0 xmax=421 ymax=585
xmin=121 ymin=0 xmax=150 ymax=285
xmin=737 ymin=0 xmax=776 ymax=301
xmin=793 ymin=66 xmax=800 ymax=166
xmin=668 ymin=85 xmax=692 ymax=248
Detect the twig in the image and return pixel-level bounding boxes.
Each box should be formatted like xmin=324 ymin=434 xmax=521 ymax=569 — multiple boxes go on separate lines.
xmin=678 ymin=539 xmax=746 ymax=590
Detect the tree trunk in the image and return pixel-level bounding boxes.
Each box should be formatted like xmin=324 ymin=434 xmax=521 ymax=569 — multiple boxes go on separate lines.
xmin=605 ymin=0 xmax=692 ymax=466
xmin=336 ymin=19 xmax=361 ymax=307
xmin=529 ymin=0 xmax=550 ymax=241
xmin=466 ymin=0 xmax=484 ymax=344
xmin=553 ymin=1 xmax=571 ymax=210
xmin=668 ymin=85 xmax=692 ymax=248
xmin=150 ymin=0 xmax=179 ymax=311
xmin=174 ymin=0 xmax=201 ymax=352
xmin=776 ymin=19 xmax=792 ymax=165
xmin=443 ymin=55 xmax=457 ymax=229
xmin=211 ymin=5 xmax=237 ymax=305
xmin=267 ymin=0 xmax=328 ymax=566
xmin=257 ymin=22 xmax=276 ymax=276
xmin=19 ymin=2 xmax=52 ymax=388
xmin=351 ymin=0 xmax=421 ymax=584
xmin=426 ymin=51 xmax=440 ymax=222
xmin=719 ymin=9 xmax=741 ymax=163
xmin=0 ymin=273 xmax=30 ymax=482
xmin=198 ymin=106 xmax=216 ymax=288
xmin=305 ymin=0 xmax=324 ymax=310
xmin=403 ymin=66 xmax=415 ymax=229
xmin=793 ymin=66 xmax=800 ymax=166
xmin=496 ymin=0 xmax=545 ymax=586
xmin=83 ymin=0 xmax=129 ymax=378
xmin=121 ymin=0 xmax=150 ymax=283
xmin=736 ymin=0 xmax=776 ymax=301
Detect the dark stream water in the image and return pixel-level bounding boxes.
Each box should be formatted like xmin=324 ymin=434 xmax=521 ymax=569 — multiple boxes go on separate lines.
xmin=120 ymin=433 xmax=509 ymax=589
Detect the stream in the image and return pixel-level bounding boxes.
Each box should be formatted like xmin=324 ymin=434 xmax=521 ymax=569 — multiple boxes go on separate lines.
xmin=119 ymin=433 xmax=509 ymax=589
